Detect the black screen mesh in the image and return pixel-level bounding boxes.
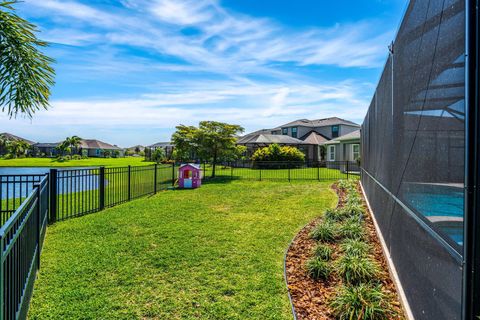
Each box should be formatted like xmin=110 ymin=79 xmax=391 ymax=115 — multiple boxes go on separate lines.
xmin=361 ymin=1 xmax=465 ymax=319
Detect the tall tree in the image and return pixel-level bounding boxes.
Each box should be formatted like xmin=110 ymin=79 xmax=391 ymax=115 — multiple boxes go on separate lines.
xmin=66 ymin=136 xmax=82 ymax=155
xmin=0 ymin=0 xmax=55 ymax=118
xmin=172 ymin=121 xmax=244 ymax=178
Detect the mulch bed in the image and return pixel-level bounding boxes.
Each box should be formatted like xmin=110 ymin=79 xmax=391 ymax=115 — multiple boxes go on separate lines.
xmin=285 ymin=182 xmax=405 ymax=320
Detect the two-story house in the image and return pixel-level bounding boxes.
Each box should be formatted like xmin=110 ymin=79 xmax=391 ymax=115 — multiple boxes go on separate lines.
xmin=237 ymin=117 xmax=361 ymax=161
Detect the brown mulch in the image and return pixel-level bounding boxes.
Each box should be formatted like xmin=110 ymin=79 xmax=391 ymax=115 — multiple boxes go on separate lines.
xmin=285 ymin=182 xmax=405 ymax=320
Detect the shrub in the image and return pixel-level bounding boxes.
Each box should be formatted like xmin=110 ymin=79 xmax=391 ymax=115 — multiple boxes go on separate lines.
xmin=251 ymin=143 xmax=305 ymax=162
xmin=305 ymin=257 xmax=332 ymax=280
xmin=330 ymin=284 xmax=391 ymax=320
xmin=72 ymin=155 xmax=82 ymax=160
xmin=313 ymin=244 xmax=333 ymax=261
xmin=325 ymin=207 xmax=358 ymax=222
xmin=338 ymin=179 xmax=357 ymax=191
xmin=339 ymin=218 xmax=365 ymax=240
xmin=336 ymin=255 xmax=380 ymax=284
xmin=310 ymin=221 xmax=337 ymax=242
xmin=343 ymin=203 xmax=364 ymax=216
xmin=340 ymin=239 xmax=371 ymax=258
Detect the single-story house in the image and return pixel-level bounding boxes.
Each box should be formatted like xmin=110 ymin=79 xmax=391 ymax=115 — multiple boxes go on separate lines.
xmin=236 ymin=133 xmax=315 ymax=160
xmin=34 ymin=139 xmax=124 ymax=158
xmin=78 ymin=139 xmax=124 ymax=157
xmin=32 ymin=142 xmax=61 ymax=157
xmin=0 ymin=132 xmax=34 ymax=156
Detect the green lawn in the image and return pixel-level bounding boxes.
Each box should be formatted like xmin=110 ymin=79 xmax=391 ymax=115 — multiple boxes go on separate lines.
xmin=28 ymin=180 xmax=336 ymax=319
xmin=0 ymin=157 xmax=154 ymax=167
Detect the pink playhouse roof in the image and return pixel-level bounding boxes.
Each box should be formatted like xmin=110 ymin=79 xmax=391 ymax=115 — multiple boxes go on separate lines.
xmin=179 ymin=164 xmax=201 ymax=170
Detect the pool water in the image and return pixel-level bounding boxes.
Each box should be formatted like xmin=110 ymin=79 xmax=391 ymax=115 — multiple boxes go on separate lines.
xmin=403 ymin=184 xmax=464 ymax=247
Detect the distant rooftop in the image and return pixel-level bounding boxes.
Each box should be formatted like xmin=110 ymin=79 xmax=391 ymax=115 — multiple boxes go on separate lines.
xmin=273 ymin=117 xmax=360 ymax=130
xmin=237 ymin=133 xmax=310 ymax=145
xmin=324 ymin=129 xmax=361 ymax=144
xmin=0 ymin=132 xmax=35 ymax=144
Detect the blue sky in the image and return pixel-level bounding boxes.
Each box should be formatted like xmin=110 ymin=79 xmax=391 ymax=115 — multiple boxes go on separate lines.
xmin=1 ymin=0 xmax=407 ymax=147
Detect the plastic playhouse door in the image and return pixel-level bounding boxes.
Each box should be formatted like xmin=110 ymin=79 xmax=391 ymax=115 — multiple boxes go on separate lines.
xmin=184 ymin=179 xmax=193 ymax=188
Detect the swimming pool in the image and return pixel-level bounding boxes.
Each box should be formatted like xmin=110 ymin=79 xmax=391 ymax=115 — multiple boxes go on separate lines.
xmin=402 ymin=183 xmax=464 ymax=246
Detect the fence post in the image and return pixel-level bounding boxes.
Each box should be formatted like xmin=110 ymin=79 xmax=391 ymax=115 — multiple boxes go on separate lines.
xmin=172 ymin=163 xmax=175 ymax=186
xmin=231 ymin=163 xmax=233 ymax=180
xmin=127 ymin=165 xmax=132 ymax=200
xmin=99 ymin=167 xmax=105 ymax=210
xmin=288 ymin=166 xmax=291 ymax=182
xmin=346 ymin=161 xmax=350 ymax=180
xmin=259 ymin=168 xmax=262 ymax=181
xmin=317 ymin=164 xmax=320 ymax=181
xmin=0 ymin=235 xmax=3 ymax=320
xmin=154 ymin=164 xmax=158 ymax=194
xmin=49 ymin=169 xmax=57 ymax=224
xmin=35 ymin=183 xmax=41 ymax=268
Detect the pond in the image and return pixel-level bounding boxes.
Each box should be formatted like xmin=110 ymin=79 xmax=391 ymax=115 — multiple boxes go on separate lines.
xmin=0 ymin=167 xmax=101 ymax=200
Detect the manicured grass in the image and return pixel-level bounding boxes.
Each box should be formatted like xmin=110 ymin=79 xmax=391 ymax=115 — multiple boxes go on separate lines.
xmin=0 ymin=157 xmax=154 ymax=167
xmin=28 ymin=180 xmax=336 ymax=319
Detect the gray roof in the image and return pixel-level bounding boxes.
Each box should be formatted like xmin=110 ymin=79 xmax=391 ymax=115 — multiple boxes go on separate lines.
xmin=79 ymin=139 xmax=122 ymax=150
xmin=148 ymin=142 xmax=173 ymax=148
xmin=300 ymin=131 xmax=330 ymax=145
xmin=324 ymin=129 xmax=361 ymax=144
xmin=33 ymin=142 xmax=61 ymax=148
xmin=273 ymin=117 xmax=360 ymax=130
xmin=0 ymin=132 xmax=35 ymax=144
xmin=237 ymin=133 xmax=310 ymax=145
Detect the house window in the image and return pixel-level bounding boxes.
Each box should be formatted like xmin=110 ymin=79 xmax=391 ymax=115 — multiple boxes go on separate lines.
xmin=332 ymin=125 xmax=339 ymax=138
xmin=352 ymin=144 xmax=360 ymax=160
xmin=291 ymin=127 xmax=298 ymax=138
xmin=328 ymin=145 xmax=335 ymax=161
xmin=96 ymin=149 xmax=101 ymax=156
xmin=282 ymin=128 xmax=288 ymax=135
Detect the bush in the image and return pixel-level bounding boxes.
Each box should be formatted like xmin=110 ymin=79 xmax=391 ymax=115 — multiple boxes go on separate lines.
xmin=305 ymin=257 xmax=332 ymax=280
xmin=340 ymin=239 xmax=371 ymax=258
xmin=251 ymin=143 xmax=305 ymax=162
xmin=72 ymin=155 xmax=82 ymax=160
xmin=325 ymin=208 xmax=353 ymax=222
xmin=343 ymin=203 xmax=364 ymax=216
xmin=339 ymin=218 xmax=365 ymax=240
xmin=310 ymin=221 xmax=337 ymax=243
xmin=313 ymin=244 xmax=333 ymax=261
xmin=338 ymin=180 xmax=357 ymax=191
xmin=330 ymin=284 xmax=391 ymax=320
xmin=336 ymin=255 xmax=380 ymax=284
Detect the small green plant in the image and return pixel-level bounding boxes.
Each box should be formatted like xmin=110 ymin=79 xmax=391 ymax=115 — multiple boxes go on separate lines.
xmin=340 ymin=239 xmax=371 ymax=257
xmin=344 ymin=203 xmax=364 ymax=216
xmin=324 ymin=208 xmax=351 ymax=222
xmin=338 ymin=180 xmax=357 ymax=191
xmin=336 ymin=255 xmax=380 ymax=284
xmin=330 ymin=284 xmax=391 ymax=320
xmin=305 ymin=257 xmax=332 ymax=280
xmin=339 ymin=218 xmax=365 ymax=240
xmin=313 ymin=243 xmax=333 ymax=261
xmin=310 ymin=221 xmax=337 ymax=242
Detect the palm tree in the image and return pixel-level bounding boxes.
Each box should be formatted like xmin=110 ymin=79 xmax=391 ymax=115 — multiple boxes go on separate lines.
xmin=0 ymin=1 xmax=55 ymax=118
xmin=56 ymin=140 xmax=71 ymax=157
xmin=6 ymin=140 xmax=29 ymax=158
xmin=65 ymin=136 xmax=82 ymax=155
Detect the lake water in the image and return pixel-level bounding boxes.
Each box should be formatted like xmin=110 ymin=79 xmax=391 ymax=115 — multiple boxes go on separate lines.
xmin=0 ymin=167 xmax=101 ymax=200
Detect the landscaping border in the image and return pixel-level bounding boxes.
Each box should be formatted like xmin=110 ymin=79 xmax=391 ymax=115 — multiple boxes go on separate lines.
xmin=284 ymin=181 xmax=405 ymax=319
xmin=359 ymin=182 xmax=414 ymax=320
xmin=283 ymin=184 xmax=339 ymax=319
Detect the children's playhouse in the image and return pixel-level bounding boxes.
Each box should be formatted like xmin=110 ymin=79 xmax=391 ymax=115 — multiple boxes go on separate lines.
xmin=178 ymin=164 xmax=202 ymax=189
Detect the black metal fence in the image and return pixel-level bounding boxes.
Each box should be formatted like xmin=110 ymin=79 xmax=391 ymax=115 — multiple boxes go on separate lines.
xmin=0 ymin=175 xmax=48 ymax=320
xmin=0 ymin=160 xmax=358 ymax=319
xmin=201 ymin=160 xmax=360 ymax=181
xmin=49 ymin=164 xmax=175 ymax=223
